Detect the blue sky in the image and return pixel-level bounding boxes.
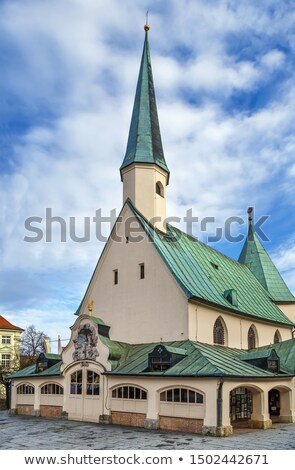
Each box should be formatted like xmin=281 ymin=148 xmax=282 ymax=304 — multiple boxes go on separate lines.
xmin=0 ymin=0 xmax=295 ymax=351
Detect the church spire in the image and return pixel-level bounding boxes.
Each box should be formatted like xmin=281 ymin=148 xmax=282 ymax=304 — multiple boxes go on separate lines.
xmin=120 ymin=25 xmax=169 ymax=180
xmin=238 ymin=208 xmax=295 ymax=302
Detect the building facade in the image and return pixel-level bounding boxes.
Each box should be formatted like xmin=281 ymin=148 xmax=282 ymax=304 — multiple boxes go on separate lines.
xmin=9 ymin=26 xmax=295 ymax=436
xmin=0 ymin=315 xmax=23 ymax=409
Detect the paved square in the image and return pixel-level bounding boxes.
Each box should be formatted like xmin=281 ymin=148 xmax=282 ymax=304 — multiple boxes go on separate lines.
xmin=0 ymin=411 xmax=295 ymax=450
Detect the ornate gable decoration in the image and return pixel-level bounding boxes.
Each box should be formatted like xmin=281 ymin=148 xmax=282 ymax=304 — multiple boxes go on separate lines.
xmin=72 ymin=323 xmax=99 ymax=361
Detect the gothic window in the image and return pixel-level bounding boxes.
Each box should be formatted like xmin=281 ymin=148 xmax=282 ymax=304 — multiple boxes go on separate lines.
xmin=17 ymin=384 xmax=34 ymax=394
xmin=156 ymin=181 xmax=164 ymax=197
xmin=213 ymin=317 xmax=225 ymax=345
xmin=273 ymin=330 xmax=281 ymax=344
xmin=41 ymin=384 xmax=63 ymax=395
xmin=112 ymin=386 xmax=147 ymax=400
xmin=248 ymin=326 xmax=257 ymax=349
xmin=160 ymin=388 xmax=204 ymax=404
xmin=70 ymin=370 xmax=82 ymax=395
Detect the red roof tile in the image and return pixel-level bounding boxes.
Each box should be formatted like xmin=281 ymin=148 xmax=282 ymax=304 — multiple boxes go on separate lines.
xmin=0 ymin=315 xmax=24 ymax=331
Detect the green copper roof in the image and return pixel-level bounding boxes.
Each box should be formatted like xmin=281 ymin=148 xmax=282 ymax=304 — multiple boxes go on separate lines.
xmin=107 ymin=340 xmax=289 ymax=378
xmin=252 ymin=339 xmax=295 ymax=374
xmin=127 ymin=201 xmax=293 ymax=326
xmin=120 ymin=31 xmax=169 ymax=178
xmin=239 ymin=224 xmax=295 ymax=302
xmin=43 ymin=353 xmax=62 ymax=361
xmin=239 ymin=349 xmax=275 ymax=361
xmin=8 ymin=361 xmax=62 ymax=379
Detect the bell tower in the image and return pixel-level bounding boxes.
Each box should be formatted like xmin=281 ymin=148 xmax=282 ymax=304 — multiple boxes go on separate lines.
xmin=120 ymin=23 xmax=169 ymax=232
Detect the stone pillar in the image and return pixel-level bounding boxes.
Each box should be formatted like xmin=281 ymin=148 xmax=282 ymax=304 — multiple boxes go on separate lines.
xmin=9 ymin=381 xmax=17 ymax=415
xmin=249 ymin=390 xmax=272 ymax=429
xmin=201 ymin=382 xmax=233 ymax=437
xmin=144 ymin=388 xmax=159 ymax=430
xmin=279 ymin=389 xmax=295 ymax=423
xmin=99 ymin=374 xmax=110 ymax=425
xmin=33 ymin=384 xmax=40 ymax=417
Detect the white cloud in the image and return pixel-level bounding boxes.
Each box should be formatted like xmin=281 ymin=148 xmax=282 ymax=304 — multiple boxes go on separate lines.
xmin=1 ymin=0 xmax=295 ymax=333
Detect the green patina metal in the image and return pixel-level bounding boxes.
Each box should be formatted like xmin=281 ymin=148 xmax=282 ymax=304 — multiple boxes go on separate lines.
xmin=164 ymin=345 xmax=187 ymax=356
xmin=8 ymin=333 xmax=295 ymax=380
xmin=239 ymin=224 xmax=295 ymax=302
xmin=43 ymin=353 xmax=62 ymax=361
xmin=120 ymin=31 xmax=169 ymax=178
xmin=127 ymin=201 xmax=293 ymax=326
xmin=8 ymin=361 xmax=62 ymax=379
xmin=239 ymin=349 xmax=275 ymax=361
xmin=106 ymin=339 xmax=295 ymax=378
xmin=250 ymin=338 xmax=295 ymax=374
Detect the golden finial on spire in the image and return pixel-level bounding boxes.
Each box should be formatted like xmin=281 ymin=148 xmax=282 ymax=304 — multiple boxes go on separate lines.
xmin=247 ymin=207 xmax=253 ymax=224
xmin=144 ymin=10 xmax=150 ymax=31
xmin=87 ymin=300 xmax=93 ymax=316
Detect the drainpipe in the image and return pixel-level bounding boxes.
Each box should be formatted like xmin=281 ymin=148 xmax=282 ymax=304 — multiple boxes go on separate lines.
xmin=217 ymin=377 xmax=224 ymax=428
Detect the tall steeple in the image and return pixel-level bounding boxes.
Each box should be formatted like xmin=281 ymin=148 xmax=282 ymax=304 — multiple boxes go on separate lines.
xmin=120 ymin=25 xmax=169 ymax=177
xmin=238 ymin=208 xmax=295 ymax=302
xmin=120 ymin=23 xmax=169 ymax=232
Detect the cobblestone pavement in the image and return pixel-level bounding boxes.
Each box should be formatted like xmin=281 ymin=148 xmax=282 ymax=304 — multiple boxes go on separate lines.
xmin=0 ymin=411 xmax=295 ymax=450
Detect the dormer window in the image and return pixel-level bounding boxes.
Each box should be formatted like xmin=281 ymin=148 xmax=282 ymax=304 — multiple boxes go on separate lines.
xmin=35 ymin=352 xmax=61 ymax=374
xmin=224 ymin=289 xmax=238 ymax=307
xmin=240 ymin=348 xmax=280 ymax=373
xmin=156 ymin=181 xmax=164 ymax=197
xmin=267 ymin=350 xmax=280 ymax=373
xmin=149 ymin=345 xmax=171 ymax=371
xmin=36 ymin=353 xmax=48 ymax=372
xmin=148 ymin=344 xmax=187 ymax=372
xmin=267 ymin=359 xmax=279 ymax=372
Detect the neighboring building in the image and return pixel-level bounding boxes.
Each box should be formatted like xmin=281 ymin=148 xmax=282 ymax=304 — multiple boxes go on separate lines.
xmin=9 ymin=26 xmax=295 ymax=436
xmin=0 ymin=315 xmax=24 ymax=408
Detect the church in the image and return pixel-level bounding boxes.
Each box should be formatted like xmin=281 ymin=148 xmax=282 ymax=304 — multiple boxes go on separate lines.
xmin=9 ymin=24 xmax=295 ymax=436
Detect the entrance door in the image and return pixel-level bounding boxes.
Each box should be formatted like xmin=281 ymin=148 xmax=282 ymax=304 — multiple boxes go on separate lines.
xmin=68 ymin=368 xmax=100 ymax=422
xmin=268 ymin=389 xmax=280 ymax=416
xmin=230 ymin=387 xmax=252 ymax=422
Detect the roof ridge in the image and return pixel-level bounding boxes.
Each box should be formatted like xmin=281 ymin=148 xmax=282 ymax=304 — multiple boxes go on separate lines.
xmin=127 ymin=202 xmax=293 ymax=326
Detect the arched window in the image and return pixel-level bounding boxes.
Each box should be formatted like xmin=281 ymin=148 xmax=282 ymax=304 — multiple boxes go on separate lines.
xmin=213 ymin=317 xmax=225 ymax=345
xmin=112 ymin=386 xmax=147 ymax=400
xmin=156 ymin=181 xmax=164 ymax=197
xmin=86 ymin=370 xmax=100 ymax=396
xmin=17 ymin=384 xmax=34 ymax=395
xmin=160 ymin=388 xmax=204 ymax=404
xmin=274 ymin=330 xmax=281 ymax=344
xmin=70 ymin=370 xmax=82 ymax=395
xmin=248 ymin=326 xmax=257 ymax=349
xmin=41 ymin=384 xmax=63 ymax=395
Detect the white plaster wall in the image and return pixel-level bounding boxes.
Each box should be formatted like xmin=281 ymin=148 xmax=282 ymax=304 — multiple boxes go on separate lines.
xmin=276 ymin=303 xmax=295 ymax=324
xmin=106 ymin=376 xmax=218 ymax=427
xmin=188 ymin=302 xmax=293 ymax=348
xmin=79 ymin=206 xmax=188 ymax=344
xmin=111 ymin=399 xmax=147 ymax=413
xmin=122 ymin=164 xmax=168 ymax=232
